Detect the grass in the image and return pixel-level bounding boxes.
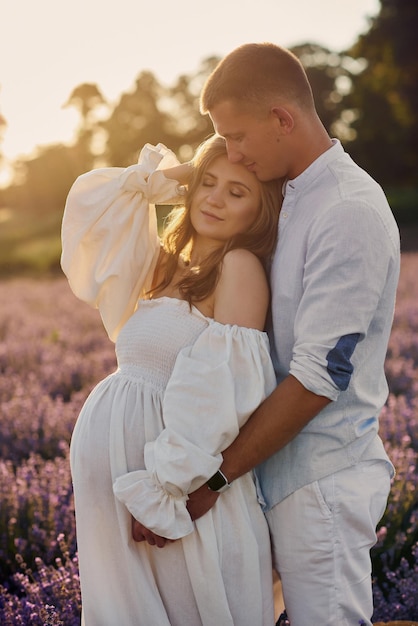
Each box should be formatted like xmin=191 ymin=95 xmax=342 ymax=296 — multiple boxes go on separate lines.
xmin=0 ymin=208 xmax=62 ymax=277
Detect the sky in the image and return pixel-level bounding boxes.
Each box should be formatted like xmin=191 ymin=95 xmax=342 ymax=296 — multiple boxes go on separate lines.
xmin=0 ymin=0 xmax=380 ymax=166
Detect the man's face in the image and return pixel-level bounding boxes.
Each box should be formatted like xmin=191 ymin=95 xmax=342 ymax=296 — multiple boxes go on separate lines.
xmin=209 ymin=100 xmax=289 ymax=182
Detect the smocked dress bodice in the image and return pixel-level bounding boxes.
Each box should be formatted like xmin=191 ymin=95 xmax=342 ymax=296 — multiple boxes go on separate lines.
xmin=116 ymin=298 xmax=208 ymax=390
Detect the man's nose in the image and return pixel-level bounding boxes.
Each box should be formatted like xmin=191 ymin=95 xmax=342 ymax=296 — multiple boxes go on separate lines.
xmin=226 ymin=143 xmax=243 ymax=164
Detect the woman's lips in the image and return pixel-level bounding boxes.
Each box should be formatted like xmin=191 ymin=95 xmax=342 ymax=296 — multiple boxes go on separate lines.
xmin=201 ymin=210 xmax=223 ymax=221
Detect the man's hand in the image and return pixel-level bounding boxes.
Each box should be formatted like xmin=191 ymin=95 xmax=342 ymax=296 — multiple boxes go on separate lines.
xmin=186 ymin=483 xmax=219 ymax=520
xmin=131 ymin=482 xmax=219 ymax=547
xmin=131 ymin=516 xmax=171 ymax=548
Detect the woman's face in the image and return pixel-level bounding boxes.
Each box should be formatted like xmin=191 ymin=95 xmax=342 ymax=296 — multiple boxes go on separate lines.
xmin=190 ymin=154 xmax=261 ymax=248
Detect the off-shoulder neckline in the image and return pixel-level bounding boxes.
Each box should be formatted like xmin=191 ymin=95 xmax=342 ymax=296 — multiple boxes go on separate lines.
xmin=139 ymin=296 xmax=268 ymax=337
xmin=140 ymin=295 xmax=209 ymax=321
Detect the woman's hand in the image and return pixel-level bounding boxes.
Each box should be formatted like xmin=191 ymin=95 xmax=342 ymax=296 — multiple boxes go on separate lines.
xmin=131 ymin=482 xmax=219 ymax=548
xmin=162 ymin=162 xmax=193 ymax=185
xmin=131 ymin=516 xmax=172 ymax=548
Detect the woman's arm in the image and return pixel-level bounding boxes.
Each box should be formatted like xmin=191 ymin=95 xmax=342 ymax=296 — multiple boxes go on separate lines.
xmin=161 ymin=162 xmax=193 ymax=185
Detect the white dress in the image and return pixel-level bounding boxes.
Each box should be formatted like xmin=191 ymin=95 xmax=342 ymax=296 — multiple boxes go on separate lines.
xmin=61 ymin=144 xmax=277 ymax=626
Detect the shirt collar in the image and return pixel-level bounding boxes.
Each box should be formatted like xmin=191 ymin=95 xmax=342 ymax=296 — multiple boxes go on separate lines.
xmin=283 ymin=139 xmax=344 ymax=196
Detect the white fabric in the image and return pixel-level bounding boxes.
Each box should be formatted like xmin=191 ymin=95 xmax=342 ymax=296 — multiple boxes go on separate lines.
xmin=260 ymin=139 xmax=399 ymax=507
xmin=63 ymin=145 xmax=277 ymax=625
xmin=266 ymin=460 xmax=391 ymax=626
xmin=61 ymin=143 xmax=184 ymax=341
xmin=114 ymin=318 xmax=276 ymax=539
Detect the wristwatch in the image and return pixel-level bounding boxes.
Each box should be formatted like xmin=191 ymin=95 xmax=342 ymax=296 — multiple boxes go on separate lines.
xmin=206 ymin=469 xmax=232 ymax=493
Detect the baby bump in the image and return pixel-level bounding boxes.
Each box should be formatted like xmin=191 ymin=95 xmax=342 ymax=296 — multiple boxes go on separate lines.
xmin=70 ymin=372 xmax=164 ymax=490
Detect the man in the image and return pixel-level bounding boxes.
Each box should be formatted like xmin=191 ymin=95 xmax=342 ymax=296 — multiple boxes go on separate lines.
xmin=134 ymin=43 xmax=400 ymax=626
xmin=194 ymin=43 xmax=399 ymax=626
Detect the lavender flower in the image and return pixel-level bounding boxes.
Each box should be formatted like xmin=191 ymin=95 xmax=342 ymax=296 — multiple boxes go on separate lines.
xmin=1 ymin=255 xmax=418 ymax=621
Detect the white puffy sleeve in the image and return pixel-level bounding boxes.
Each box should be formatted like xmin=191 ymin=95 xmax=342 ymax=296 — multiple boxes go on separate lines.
xmin=113 ymin=321 xmax=277 ymax=538
xmin=61 ymin=143 xmax=184 ymax=341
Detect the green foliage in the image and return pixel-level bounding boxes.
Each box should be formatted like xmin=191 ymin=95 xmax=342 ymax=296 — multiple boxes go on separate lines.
xmin=372 ymin=440 xmax=418 ymax=583
xmin=0 ymin=2 xmax=417 ymax=277
xmin=342 ymin=0 xmax=418 ymax=186
xmin=290 ymin=44 xmax=354 ymax=134
xmin=102 ymin=67 xmax=214 ymax=167
xmin=0 ymin=208 xmax=62 ymax=277
xmin=64 ymin=83 xmax=106 ymax=121
xmin=0 ymin=205 xmax=174 ymax=276
xmin=386 ymin=187 xmax=418 ymax=225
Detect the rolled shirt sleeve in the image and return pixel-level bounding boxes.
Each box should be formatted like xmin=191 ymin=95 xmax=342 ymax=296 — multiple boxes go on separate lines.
xmin=289 ymin=199 xmax=399 ymax=401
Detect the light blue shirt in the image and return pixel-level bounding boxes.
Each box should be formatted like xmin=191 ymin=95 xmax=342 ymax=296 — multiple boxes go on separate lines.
xmin=256 ymin=140 xmax=400 ymax=509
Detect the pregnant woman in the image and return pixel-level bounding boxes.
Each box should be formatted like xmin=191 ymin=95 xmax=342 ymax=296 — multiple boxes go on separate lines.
xmin=61 ymin=135 xmax=281 ymax=625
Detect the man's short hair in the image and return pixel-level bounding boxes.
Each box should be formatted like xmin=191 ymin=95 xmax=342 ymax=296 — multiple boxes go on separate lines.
xmin=200 ymin=42 xmax=314 ymax=115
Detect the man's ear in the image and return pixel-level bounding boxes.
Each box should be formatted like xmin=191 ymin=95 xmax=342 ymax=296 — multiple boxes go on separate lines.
xmin=271 ymin=107 xmax=294 ymax=134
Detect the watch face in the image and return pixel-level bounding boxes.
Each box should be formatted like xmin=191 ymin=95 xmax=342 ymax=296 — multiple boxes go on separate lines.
xmin=207 ymin=471 xmax=227 ymax=492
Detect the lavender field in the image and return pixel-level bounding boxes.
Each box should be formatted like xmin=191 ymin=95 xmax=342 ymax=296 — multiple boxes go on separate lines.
xmin=0 ymin=254 xmax=417 ymax=624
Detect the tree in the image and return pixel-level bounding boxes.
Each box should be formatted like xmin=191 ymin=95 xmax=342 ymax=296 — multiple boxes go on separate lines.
xmin=9 ymin=143 xmax=88 ymax=214
xmin=0 ymin=111 xmax=6 ymax=163
xmin=0 ymin=86 xmax=6 ymax=170
xmin=165 ymin=56 xmax=220 ymax=160
xmin=290 ymin=44 xmax=355 ymax=135
xmin=102 ymin=71 xmax=174 ymax=166
xmin=340 ymin=0 xmax=418 ymax=186
xmin=64 ymin=83 xmax=106 ymax=121
xmin=64 ymin=83 xmax=107 ymax=172
xmin=102 ymin=61 xmax=217 ymax=167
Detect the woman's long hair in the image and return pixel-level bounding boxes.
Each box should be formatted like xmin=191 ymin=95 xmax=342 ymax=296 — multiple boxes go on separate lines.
xmin=153 ymin=135 xmax=282 ymax=304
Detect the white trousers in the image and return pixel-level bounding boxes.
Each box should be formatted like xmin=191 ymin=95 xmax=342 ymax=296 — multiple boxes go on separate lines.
xmin=266 ymin=460 xmax=391 ymax=626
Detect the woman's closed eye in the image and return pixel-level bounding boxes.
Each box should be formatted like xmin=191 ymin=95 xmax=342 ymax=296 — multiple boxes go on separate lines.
xmin=230 ymin=189 xmax=244 ymax=198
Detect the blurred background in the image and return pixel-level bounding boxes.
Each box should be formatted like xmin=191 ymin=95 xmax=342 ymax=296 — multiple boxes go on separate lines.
xmin=0 ymin=2 xmax=418 ymax=622
xmin=0 ymin=0 xmax=416 ymax=277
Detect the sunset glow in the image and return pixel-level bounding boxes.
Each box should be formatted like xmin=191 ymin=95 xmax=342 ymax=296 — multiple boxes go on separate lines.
xmin=1 ymin=0 xmax=379 ymax=162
